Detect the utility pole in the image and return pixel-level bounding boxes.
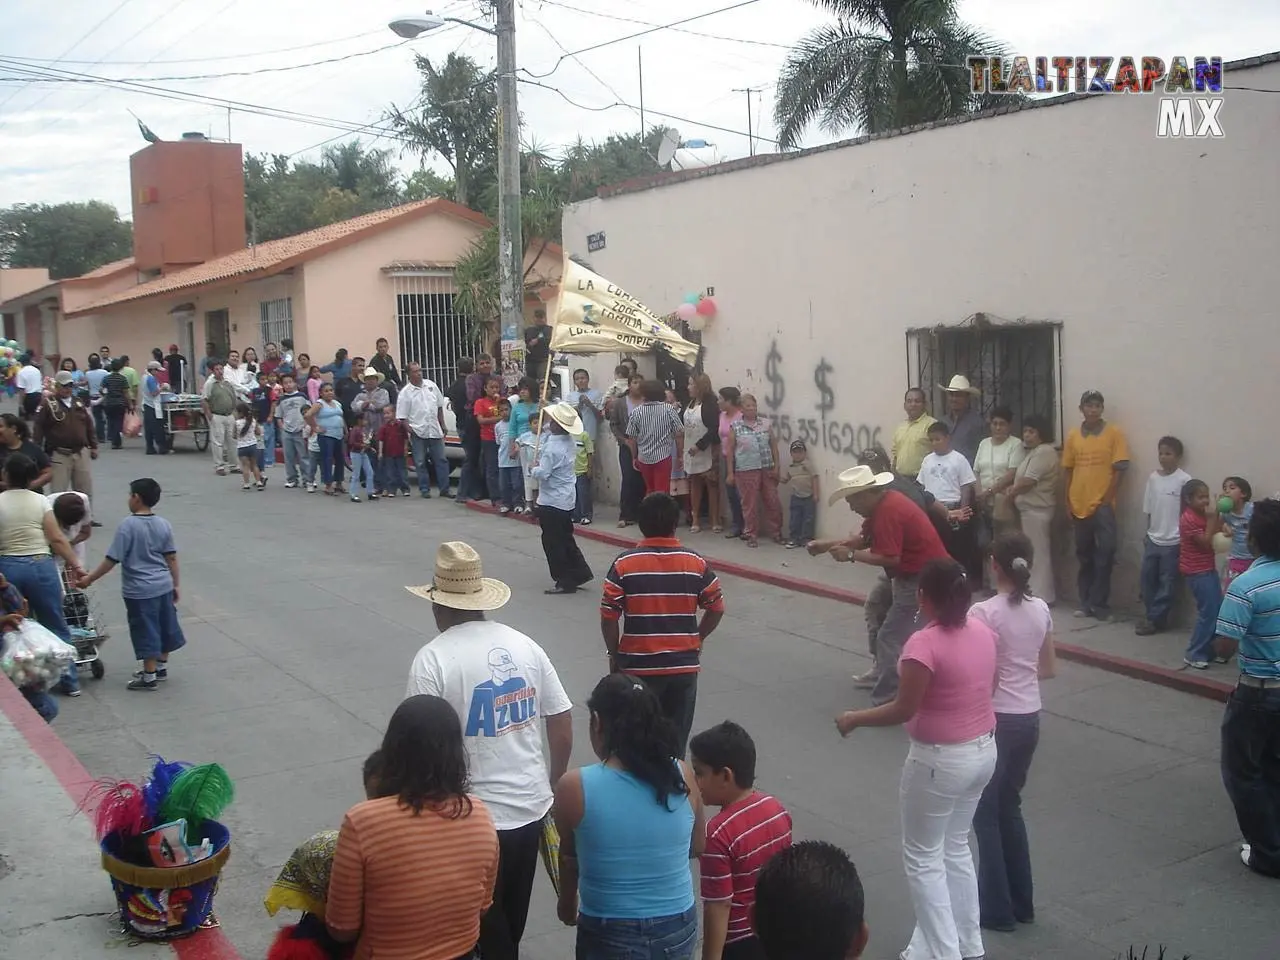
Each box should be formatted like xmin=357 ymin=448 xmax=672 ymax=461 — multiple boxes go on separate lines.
xmin=638 ymin=47 xmax=645 ymax=141
xmin=733 ymin=86 xmax=765 ymax=156
xmin=496 ymin=0 xmax=523 ymax=347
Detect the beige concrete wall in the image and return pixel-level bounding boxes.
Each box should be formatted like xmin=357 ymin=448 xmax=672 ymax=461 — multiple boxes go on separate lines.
xmin=0 ymin=268 xmax=50 ymax=302
xmin=562 ymin=60 xmax=1280 ymax=608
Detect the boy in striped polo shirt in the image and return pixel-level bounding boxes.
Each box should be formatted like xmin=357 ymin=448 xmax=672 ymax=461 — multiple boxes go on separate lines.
xmin=601 ymin=492 xmax=725 ymax=754
xmin=692 ymin=721 xmax=793 ymax=960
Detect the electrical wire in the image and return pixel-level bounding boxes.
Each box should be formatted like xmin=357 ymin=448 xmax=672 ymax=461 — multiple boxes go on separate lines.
xmin=520 ymin=0 xmax=764 ymax=80
xmin=533 ymin=0 xmax=790 ymax=50
xmin=0 ymin=0 xmax=137 ymax=109
xmin=524 ymin=19 xmax=639 ymax=123
xmin=0 ymin=30 xmax=388 ymax=66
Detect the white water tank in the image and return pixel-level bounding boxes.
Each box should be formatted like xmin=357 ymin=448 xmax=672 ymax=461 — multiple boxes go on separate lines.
xmin=670 ymin=139 xmax=723 ymax=171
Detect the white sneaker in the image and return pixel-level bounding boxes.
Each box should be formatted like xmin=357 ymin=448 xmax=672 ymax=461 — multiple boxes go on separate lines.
xmin=306 ymin=482 xmax=318 ymax=493
xmin=1183 ymin=657 xmax=1210 ymax=670
xmin=284 ymin=480 xmax=298 ymax=489
xmin=1241 ymin=842 xmax=1252 ymax=867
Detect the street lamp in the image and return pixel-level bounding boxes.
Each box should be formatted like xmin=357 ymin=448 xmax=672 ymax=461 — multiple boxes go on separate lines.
xmin=390 ymin=7 xmax=524 ymax=354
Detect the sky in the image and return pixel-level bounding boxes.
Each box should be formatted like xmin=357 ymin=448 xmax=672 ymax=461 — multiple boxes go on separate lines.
xmin=0 ymin=0 xmax=1276 ymax=216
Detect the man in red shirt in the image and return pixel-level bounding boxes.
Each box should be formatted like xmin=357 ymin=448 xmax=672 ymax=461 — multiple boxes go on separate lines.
xmin=810 ymin=465 xmax=950 ymax=705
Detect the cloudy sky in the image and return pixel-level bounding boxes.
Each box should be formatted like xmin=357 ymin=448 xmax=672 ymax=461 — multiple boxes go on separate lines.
xmin=1 ymin=0 xmax=1274 ymax=215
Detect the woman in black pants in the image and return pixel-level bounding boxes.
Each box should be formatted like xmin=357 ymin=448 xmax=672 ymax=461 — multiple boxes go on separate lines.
xmin=607 ymin=375 xmax=647 ymax=527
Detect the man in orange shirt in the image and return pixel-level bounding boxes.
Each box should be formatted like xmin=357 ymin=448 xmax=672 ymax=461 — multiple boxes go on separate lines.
xmin=1061 ymin=390 xmax=1130 ymax=622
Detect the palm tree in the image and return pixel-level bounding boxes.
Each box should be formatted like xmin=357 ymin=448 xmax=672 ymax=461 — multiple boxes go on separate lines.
xmin=773 ymin=0 xmax=1010 ymax=148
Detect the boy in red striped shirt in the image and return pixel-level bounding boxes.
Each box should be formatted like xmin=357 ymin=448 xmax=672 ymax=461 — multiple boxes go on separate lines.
xmin=691 ymin=721 xmax=793 ymax=960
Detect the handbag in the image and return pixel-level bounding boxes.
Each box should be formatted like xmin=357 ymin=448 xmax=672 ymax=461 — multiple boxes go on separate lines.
xmin=123 ymin=411 xmax=143 ymax=437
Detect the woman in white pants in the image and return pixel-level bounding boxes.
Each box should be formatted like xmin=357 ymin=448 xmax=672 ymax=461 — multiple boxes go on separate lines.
xmin=836 ymin=558 xmax=998 ymax=960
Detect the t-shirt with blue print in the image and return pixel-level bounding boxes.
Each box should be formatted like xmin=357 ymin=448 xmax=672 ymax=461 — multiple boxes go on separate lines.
xmin=1224 ymin=502 xmax=1255 ymax=561
xmin=106 ymin=514 xmax=177 ymax=600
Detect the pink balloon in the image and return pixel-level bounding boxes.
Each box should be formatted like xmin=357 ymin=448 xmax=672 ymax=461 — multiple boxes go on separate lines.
xmin=695 ymin=297 xmax=717 ymax=317
xmin=675 ymin=302 xmax=697 ymax=322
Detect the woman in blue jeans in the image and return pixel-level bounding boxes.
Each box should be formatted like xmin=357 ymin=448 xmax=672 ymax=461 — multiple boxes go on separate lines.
xmin=969 ymin=533 xmax=1057 ymax=931
xmin=305 ymin=383 xmax=347 ymax=495
xmin=554 ymin=674 xmax=705 ymax=960
xmin=0 ymin=454 xmax=86 ymax=696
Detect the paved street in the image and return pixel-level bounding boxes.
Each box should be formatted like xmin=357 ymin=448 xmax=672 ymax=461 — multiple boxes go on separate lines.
xmin=42 ymin=444 xmax=1276 ymax=960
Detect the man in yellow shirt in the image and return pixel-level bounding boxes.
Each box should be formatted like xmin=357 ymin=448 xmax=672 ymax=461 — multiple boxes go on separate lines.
xmin=890 ymin=388 xmax=936 ymax=480
xmin=1061 ymin=389 xmax=1130 ymax=622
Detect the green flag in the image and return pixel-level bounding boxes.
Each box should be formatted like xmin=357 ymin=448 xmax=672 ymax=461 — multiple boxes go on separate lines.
xmin=137 ymin=118 xmax=160 ymax=144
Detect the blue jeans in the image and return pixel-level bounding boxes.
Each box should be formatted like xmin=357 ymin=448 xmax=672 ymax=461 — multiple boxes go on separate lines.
xmin=788 ymin=494 xmax=815 ymax=543
xmin=1140 ymin=538 xmax=1180 ymax=627
xmin=481 ymin=440 xmax=500 ymax=504
xmin=974 ymin=711 xmax=1040 ymax=926
xmin=719 ymin=452 xmax=744 ymax=534
xmin=124 ymin=593 xmax=186 ymax=662
xmin=574 ymin=474 xmax=594 ymax=521
xmin=1222 ymin=684 xmax=1280 ymax=877
xmin=381 ymin=455 xmax=409 ymax=493
xmin=283 ymin=431 xmax=309 ymax=484
xmin=317 ymin=435 xmax=344 ymax=485
xmin=0 ymin=555 xmax=75 ymax=693
xmin=349 ymin=451 xmax=375 ymax=497
xmin=1184 ymin=570 xmax=1222 ymax=662
xmin=91 ymin=404 xmax=106 ymax=441
xmin=1073 ymin=505 xmax=1117 ymax=614
xmin=411 ymin=435 xmax=450 ymax=495
xmin=20 ymin=684 xmax=58 ymax=722
xmin=257 ymin=418 xmax=276 ymax=470
xmin=500 ymin=465 xmax=523 ymax=510
xmin=575 ymin=906 xmax=697 ymax=960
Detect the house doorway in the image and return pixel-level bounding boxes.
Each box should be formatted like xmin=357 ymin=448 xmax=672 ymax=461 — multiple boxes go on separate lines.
xmin=389 ymin=269 xmax=474 ymax=389
xmin=172 ymin=311 xmax=196 ymax=393
xmin=204 ymin=309 xmax=230 ymax=361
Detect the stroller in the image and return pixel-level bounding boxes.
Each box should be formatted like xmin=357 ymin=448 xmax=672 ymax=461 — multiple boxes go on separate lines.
xmin=62 ymin=566 xmax=110 ymax=680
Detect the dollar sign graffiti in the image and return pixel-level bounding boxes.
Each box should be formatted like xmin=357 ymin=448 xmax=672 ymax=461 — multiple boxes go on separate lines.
xmin=764 ymin=340 xmax=785 ymax=411
xmin=814 ymin=358 xmax=835 ymax=419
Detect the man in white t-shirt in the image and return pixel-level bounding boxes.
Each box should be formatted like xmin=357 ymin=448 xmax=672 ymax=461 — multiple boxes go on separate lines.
xmin=17 ymin=355 xmax=45 ymax=420
xmin=405 ymin=542 xmax=573 ymax=960
xmin=919 ymin=420 xmax=982 ymax=581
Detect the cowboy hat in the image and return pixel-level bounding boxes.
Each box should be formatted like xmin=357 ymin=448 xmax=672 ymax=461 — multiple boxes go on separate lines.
xmin=938 ymin=374 xmax=980 ymax=396
xmin=827 ymin=465 xmax=894 ymax=506
xmin=405 ymin=541 xmax=511 ymax=611
xmin=362 ymin=367 xmax=384 ymax=381
xmin=542 ymin=401 xmax=583 ymax=435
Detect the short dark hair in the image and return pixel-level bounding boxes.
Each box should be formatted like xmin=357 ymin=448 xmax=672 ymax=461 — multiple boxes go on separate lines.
xmin=1225 ymin=476 xmax=1253 ymax=501
xmin=1022 ymin=413 xmax=1053 ymax=443
xmin=573 ymin=368 xmax=589 ymax=378
xmin=755 ymin=841 xmax=865 ymax=960
xmin=1250 ymin=498 xmax=1280 ymax=560
xmin=517 ymin=377 xmax=537 ymax=396
xmin=110 ymin=359 xmax=123 ymax=372
xmin=130 ymin=478 xmax=162 ymax=507
xmin=1079 ymin=389 xmax=1104 ymax=406
xmin=717 ymin=386 xmax=741 ymax=406
xmin=1181 ymin=478 xmax=1208 ymax=509
xmin=904 ymin=387 xmax=927 ymax=401
xmin=280 ymin=338 xmax=293 ymax=350
xmin=457 ymin=357 xmax=475 ymax=375
xmin=927 ymin=420 xmax=950 ymax=437
xmin=614 ymin=364 xmax=631 ymax=377
xmin=2 ymin=453 xmax=37 ymax=490
xmin=918 ymin=557 xmax=970 ymax=628
xmin=689 ymin=721 xmax=756 ymax=788
xmin=637 ymin=493 xmax=680 ymax=538
xmin=1158 ymin=436 xmax=1185 ymax=458
xmin=51 ymin=493 xmax=87 ymax=528
xmin=640 ymin=379 xmax=666 ymax=402
xmin=989 ymin=405 xmax=1013 ymax=424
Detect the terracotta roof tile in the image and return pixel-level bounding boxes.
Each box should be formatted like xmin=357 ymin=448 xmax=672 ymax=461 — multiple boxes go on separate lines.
xmin=68 ymin=197 xmax=489 ymax=316
xmin=66 ymin=257 xmax=136 ymax=282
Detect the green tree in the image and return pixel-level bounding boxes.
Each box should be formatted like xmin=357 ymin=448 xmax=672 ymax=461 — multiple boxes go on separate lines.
xmin=387 ymin=53 xmax=498 ymax=208
xmin=773 ymin=0 xmax=1011 ymax=148
xmin=0 ymin=201 xmax=132 ymax=279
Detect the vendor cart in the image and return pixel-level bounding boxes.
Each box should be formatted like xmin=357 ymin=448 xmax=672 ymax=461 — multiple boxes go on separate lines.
xmin=160 ymin=395 xmax=210 ymax=452
xmin=62 ymin=566 xmax=109 ymax=681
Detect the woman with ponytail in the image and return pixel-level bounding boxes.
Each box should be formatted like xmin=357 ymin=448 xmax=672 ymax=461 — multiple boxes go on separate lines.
xmin=970 ymin=532 xmax=1057 ymax=934
xmin=553 ymin=673 xmax=704 ymax=959
xmin=834 ymin=557 xmax=997 ymax=960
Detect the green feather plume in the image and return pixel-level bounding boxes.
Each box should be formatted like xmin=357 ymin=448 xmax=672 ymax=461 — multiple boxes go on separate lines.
xmin=156 ymin=763 xmax=235 ymax=843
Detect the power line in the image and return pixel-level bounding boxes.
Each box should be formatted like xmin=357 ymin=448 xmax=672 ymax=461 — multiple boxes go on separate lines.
xmin=520 ymin=0 xmax=764 ymax=80
xmin=533 ymin=0 xmax=790 ymax=50
xmin=0 ymin=0 xmax=137 ymax=110
xmin=0 ymin=30 xmax=387 ymax=66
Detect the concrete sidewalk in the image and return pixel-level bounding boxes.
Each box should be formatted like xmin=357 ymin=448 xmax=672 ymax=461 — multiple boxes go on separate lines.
xmin=463 ymin=497 xmax=1237 ymax=701
xmin=0 ymin=681 xmax=171 ymax=960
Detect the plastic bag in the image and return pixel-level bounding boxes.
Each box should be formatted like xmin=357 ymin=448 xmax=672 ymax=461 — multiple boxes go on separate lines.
xmin=123 ymin=411 xmax=143 ymax=438
xmin=1 ymin=620 xmax=77 ymax=688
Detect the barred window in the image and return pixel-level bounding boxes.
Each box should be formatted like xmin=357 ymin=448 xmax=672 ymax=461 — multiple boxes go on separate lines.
xmin=259 ymin=297 xmax=293 ymax=347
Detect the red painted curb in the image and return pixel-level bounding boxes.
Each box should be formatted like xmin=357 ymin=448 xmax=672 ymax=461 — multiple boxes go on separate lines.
xmin=0 ymin=680 xmax=245 ymax=960
xmin=463 ymin=501 xmax=1236 ymax=703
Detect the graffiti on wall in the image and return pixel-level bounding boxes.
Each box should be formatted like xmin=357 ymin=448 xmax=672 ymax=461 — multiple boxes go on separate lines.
xmin=760 ymin=340 xmax=882 ymax=457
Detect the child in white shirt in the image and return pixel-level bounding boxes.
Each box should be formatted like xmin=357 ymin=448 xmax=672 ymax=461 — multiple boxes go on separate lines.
xmin=516 ymin=418 xmax=542 ymax=514
xmin=919 ymin=420 xmax=981 ymax=582
xmin=1136 ymin=436 xmax=1190 ymax=635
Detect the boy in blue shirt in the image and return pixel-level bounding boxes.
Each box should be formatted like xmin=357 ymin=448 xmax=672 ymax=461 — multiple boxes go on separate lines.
xmin=79 ymin=478 xmax=185 ymax=691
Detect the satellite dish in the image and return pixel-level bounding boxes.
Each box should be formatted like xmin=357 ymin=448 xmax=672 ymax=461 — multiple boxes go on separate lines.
xmin=656 ymin=128 xmax=681 ymax=168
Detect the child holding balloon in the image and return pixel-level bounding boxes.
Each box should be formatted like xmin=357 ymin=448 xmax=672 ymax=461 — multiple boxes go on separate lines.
xmin=1221 ymin=477 xmax=1255 ymax=589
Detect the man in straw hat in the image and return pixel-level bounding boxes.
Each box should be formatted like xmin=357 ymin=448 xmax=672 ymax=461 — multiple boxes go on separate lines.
xmin=809 ymin=465 xmax=949 ymax=705
xmin=938 ymin=374 xmax=985 ymax=465
xmin=532 ymin=402 xmax=595 ymax=595
xmin=405 ymin=541 xmax=574 ymax=959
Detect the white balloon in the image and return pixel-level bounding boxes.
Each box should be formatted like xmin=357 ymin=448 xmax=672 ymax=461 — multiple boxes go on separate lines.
xmin=688 ymin=314 xmax=707 ymax=332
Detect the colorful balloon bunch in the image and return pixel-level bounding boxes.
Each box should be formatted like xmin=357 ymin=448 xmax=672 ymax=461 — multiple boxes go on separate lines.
xmin=675 ymin=293 xmax=718 ymax=332
xmin=0 ymin=341 xmax=24 ymax=398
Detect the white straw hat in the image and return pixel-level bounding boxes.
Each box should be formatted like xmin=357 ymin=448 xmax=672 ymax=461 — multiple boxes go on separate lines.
xmin=542 ymin=401 xmax=584 ymax=435
xmin=938 ymin=374 xmax=980 ymax=395
xmin=405 ymin=542 xmax=511 ymax=611
xmin=827 ymin=465 xmax=894 ymax=506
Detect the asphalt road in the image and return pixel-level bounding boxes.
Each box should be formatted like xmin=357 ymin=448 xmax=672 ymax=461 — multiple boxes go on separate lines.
xmin=49 ymin=444 xmax=1274 ymax=960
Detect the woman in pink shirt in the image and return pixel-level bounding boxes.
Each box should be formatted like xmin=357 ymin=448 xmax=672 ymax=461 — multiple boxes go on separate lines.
xmin=835 ymin=558 xmax=997 ymax=960
xmin=969 ymin=533 xmax=1057 ymax=933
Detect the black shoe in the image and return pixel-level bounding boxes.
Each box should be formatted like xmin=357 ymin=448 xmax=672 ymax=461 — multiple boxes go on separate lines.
xmin=91 ymin=521 xmax=103 ymax=528
xmin=127 ymin=677 xmax=158 ymax=692
xmin=981 ymin=919 xmax=1017 ymax=933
